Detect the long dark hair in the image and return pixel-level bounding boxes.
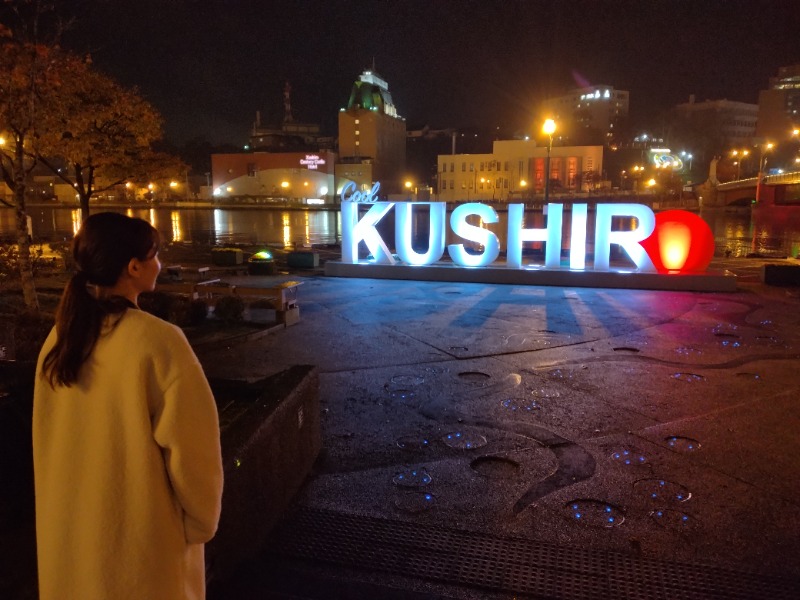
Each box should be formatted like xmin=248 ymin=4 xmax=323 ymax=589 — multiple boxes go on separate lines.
xmin=42 ymin=212 xmax=160 ymax=387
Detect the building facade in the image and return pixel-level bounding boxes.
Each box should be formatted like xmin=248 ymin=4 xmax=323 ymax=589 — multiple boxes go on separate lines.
xmin=541 ymin=85 xmax=629 ymax=145
xmin=756 ymin=64 xmax=800 ymax=140
xmin=674 ymin=96 xmax=758 ymax=147
xmin=337 ymin=69 xmax=406 ymax=195
xmin=211 ymin=151 xmax=337 ymax=204
xmin=436 ymin=140 xmax=604 ymax=202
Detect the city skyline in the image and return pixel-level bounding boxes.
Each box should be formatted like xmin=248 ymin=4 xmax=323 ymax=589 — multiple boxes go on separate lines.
xmin=62 ymin=0 xmax=799 ymax=145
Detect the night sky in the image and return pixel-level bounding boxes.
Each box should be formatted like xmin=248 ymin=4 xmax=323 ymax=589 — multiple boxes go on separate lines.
xmin=61 ymin=0 xmax=800 ymax=146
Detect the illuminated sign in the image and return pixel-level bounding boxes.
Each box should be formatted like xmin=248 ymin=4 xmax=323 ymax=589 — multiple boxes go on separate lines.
xmin=341 ymin=184 xmax=714 ymax=274
xmin=300 ymin=154 xmax=326 ymax=170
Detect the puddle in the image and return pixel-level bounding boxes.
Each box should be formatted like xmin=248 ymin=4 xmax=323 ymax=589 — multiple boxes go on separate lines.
xmin=613 ymin=347 xmax=640 ymax=353
xmin=634 ymin=479 xmax=691 ymax=503
xmin=530 ymin=388 xmax=561 ymax=399
xmin=392 ymin=468 xmax=432 ymax=488
xmin=449 ymin=346 xmax=469 ymax=352
xmin=650 ymin=508 xmax=695 ymax=529
xmin=396 ymin=435 xmax=431 ymax=450
xmin=385 ymin=375 xmax=425 ymax=400
xmin=754 ymin=335 xmax=782 ymax=346
xmin=671 ymin=372 xmax=705 ymax=382
xmin=442 ymin=431 xmax=487 ymax=450
xmin=564 ymin=499 xmax=625 ymax=528
xmin=458 ymin=371 xmax=491 ymax=383
xmin=394 ymin=492 xmax=436 ymax=513
xmin=501 ymin=398 xmax=541 ymax=412
xmin=759 ymin=319 xmax=774 ymax=327
xmin=735 ymin=372 xmax=761 ymax=380
xmin=712 ymin=324 xmax=739 ymax=336
xmin=471 ymin=456 xmax=521 ymax=478
xmin=548 ymin=368 xmax=574 ymax=380
xmin=719 ymin=339 xmax=742 ymax=348
xmin=675 ymin=346 xmax=702 ymax=356
xmin=610 ymin=448 xmax=648 ymax=466
xmin=386 ymin=388 xmax=416 ymax=400
xmin=665 ymin=436 xmax=700 ymax=452
xmin=391 ymin=375 xmax=425 ymax=386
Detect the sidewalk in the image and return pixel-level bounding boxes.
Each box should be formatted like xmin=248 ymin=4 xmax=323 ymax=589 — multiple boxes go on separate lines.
xmin=4 ymin=257 xmax=800 ymax=599
xmin=198 ymin=258 xmax=800 ymax=598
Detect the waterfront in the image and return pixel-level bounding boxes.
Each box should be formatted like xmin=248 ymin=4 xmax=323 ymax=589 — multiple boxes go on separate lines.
xmin=2 ymin=204 xmax=800 ymax=259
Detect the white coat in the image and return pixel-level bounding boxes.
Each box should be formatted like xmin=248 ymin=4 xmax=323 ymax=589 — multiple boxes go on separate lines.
xmin=33 ymin=309 xmax=223 ymax=600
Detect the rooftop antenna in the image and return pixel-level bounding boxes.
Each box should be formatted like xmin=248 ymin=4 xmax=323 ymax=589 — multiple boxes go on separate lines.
xmin=283 ymin=81 xmax=293 ymax=123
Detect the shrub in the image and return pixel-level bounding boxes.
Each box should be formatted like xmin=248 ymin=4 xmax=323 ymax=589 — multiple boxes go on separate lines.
xmin=214 ymin=295 xmax=245 ymax=323
xmin=188 ymin=299 xmax=209 ymax=326
xmin=138 ymin=291 xmax=172 ymax=321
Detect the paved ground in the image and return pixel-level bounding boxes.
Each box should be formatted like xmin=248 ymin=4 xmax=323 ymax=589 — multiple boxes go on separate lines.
xmin=197 ymin=258 xmax=800 ymax=599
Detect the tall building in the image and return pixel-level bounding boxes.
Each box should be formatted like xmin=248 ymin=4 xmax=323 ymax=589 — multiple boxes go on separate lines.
xmin=437 ymin=140 xmax=603 ymax=203
xmin=674 ymin=96 xmax=758 ymax=147
xmin=541 ymin=85 xmax=629 ymax=145
xmin=756 ymin=64 xmax=800 ymax=140
xmin=336 ymin=69 xmax=406 ymax=195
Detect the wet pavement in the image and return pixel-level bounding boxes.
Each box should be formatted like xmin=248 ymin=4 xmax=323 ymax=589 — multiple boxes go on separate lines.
xmin=198 ymin=258 xmax=800 ymax=599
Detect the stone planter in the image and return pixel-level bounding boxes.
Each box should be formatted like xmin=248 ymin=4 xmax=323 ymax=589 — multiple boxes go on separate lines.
xmin=211 ymin=248 xmax=244 ymax=266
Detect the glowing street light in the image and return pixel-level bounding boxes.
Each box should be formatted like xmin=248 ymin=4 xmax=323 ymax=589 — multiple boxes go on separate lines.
xmin=542 ymin=119 xmax=556 ymax=205
xmin=731 ymin=149 xmax=749 ymax=179
xmin=755 ymin=142 xmax=774 ymax=204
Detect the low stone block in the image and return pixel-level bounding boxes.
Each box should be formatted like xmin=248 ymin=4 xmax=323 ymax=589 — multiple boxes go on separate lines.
xmin=206 ymin=365 xmax=321 ymax=583
xmin=761 ymin=264 xmax=800 ymax=286
xmin=287 ymin=251 xmax=319 ymax=269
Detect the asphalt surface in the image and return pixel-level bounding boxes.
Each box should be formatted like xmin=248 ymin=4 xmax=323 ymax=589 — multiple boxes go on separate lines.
xmin=197 ymin=257 xmax=800 ymax=599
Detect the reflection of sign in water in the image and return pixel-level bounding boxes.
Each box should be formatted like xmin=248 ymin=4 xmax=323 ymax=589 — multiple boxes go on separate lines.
xmin=299 ymin=154 xmax=326 ymax=170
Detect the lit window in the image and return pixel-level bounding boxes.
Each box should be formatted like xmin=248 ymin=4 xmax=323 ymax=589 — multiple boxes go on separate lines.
xmin=355 ymin=119 xmax=360 ymax=125
xmin=355 ymin=141 xmax=359 ymax=146
xmin=355 ymin=130 xmax=360 ymax=135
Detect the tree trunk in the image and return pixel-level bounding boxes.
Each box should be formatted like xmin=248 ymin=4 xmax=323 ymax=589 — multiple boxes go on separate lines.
xmin=13 ymin=139 xmax=39 ymax=314
xmin=80 ymin=193 xmax=90 ymax=219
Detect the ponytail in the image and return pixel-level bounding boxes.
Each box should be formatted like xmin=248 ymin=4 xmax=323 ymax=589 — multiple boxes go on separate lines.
xmin=42 ymin=271 xmax=106 ymax=387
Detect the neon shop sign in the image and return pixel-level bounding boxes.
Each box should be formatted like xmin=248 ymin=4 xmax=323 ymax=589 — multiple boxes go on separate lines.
xmin=300 ymin=154 xmax=326 ymax=170
xmin=340 ymin=183 xmax=714 ymax=274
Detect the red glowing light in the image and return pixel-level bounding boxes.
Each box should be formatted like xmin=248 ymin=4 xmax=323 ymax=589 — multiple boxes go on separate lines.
xmin=639 ymin=210 xmax=715 ymax=273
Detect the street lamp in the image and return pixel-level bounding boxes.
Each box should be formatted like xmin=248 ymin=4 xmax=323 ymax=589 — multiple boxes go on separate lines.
xmin=542 ymin=119 xmax=556 ymax=205
xmin=731 ymin=149 xmax=749 ymax=179
xmin=755 ymin=142 xmax=774 ymax=204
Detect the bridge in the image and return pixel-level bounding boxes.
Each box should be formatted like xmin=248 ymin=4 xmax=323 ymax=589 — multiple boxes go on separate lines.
xmin=711 ymin=171 xmax=800 ymax=207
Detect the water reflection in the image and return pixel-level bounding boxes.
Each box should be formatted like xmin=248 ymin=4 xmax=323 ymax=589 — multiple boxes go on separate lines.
xmin=4 ymin=205 xmax=800 ymax=258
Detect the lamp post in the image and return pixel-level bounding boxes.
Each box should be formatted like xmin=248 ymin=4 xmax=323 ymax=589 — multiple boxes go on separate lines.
xmin=731 ymin=149 xmax=749 ymax=180
xmin=542 ymin=119 xmax=556 ymax=205
xmin=755 ymin=142 xmax=774 ymax=204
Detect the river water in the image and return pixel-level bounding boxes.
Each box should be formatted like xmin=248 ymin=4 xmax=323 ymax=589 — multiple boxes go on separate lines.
xmin=2 ymin=204 xmax=800 ymax=259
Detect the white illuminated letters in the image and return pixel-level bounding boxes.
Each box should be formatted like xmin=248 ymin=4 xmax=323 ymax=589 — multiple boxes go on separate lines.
xmin=593 ymin=204 xmax=656 ymax=272
xmin=340 ymin=184 xmax=662 ymax=273
xmin=448 ymin=203 xmax=500 ymax=267
xmin=341 ymin=200 xmax=396 ymax=264
xmin=507 ymin=203 xmax=563 ymax=269
xmin=395 ymin=203 xmax=446 ymax=265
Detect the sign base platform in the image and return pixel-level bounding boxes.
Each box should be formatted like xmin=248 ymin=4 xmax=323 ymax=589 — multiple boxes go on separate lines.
xmin=324 ymin=261 xmax=738 ymax=292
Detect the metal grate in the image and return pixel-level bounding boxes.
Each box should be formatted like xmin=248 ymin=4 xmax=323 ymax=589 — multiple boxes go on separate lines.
xmin=268 ymin=507 xmax=800 ymax=600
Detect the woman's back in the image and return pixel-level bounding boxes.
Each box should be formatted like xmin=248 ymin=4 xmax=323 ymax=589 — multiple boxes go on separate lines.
xmin=34 ymin=308 xmax=223 ymax=600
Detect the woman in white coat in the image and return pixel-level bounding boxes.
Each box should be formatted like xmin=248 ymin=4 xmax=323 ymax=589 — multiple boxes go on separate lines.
xmin=34 ymin=212 xmax=223 ymax=600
